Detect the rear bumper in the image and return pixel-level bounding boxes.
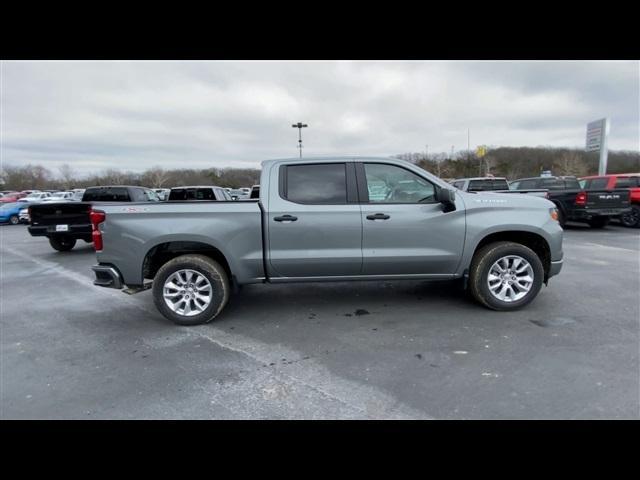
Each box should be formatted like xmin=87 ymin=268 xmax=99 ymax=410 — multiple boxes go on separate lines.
xmin=92 ymin=264 xmax=124 ymax=289
xmin=28 ymin=224 xmax=92 ymax=237
xmin=570 ymin=207 xmax=631 ymax=220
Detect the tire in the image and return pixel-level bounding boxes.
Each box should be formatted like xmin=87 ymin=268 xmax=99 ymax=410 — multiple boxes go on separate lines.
xmin=152 ymin=254 xmax=230 ymax=326
xmin=588 ymin=216 xmax=609 ymax=229
xmin=9 ymin=215 xmax=19 ymax=225
xmin=49 ymin=236 xmax=77 ymax=251
xmin=620 ymin=205 xmax=640 ymax=228
xmin=469 ymin=241 xmax=544 ymax=311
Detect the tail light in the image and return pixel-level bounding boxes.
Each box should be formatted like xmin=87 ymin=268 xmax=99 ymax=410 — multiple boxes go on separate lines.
xmin=575 ymin=191 xmax=587 ymax=206
xmin=89 ymin=209 xmax=106 ymax=251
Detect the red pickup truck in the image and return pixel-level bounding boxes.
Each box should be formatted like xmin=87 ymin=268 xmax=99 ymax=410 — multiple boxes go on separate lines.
xmin=580 ymin=174 xmax=640 ymax=228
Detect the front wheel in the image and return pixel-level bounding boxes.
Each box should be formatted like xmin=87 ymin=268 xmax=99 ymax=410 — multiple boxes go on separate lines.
xmin=49 ymin=236 xmax=77 ymax=251
xmin=469 ymin=241 xmax=544 ymax=311
xmin=152 ymin=254 xmax=230 ymax=326
xmin=9 ymin=215 xmax=19 ymax=225
xmin=620 ymin=205 xmax=640 ymax=228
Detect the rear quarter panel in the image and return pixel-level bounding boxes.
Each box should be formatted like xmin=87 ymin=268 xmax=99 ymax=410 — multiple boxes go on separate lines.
xmin=96 ymin=201 xmax=263 ymax=286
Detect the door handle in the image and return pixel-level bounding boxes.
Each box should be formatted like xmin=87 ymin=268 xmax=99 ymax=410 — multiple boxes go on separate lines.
xmin=366 ymin=213 xmax=390 ymax=220
xmin=274 ymin=215 xmax=298 ymax=222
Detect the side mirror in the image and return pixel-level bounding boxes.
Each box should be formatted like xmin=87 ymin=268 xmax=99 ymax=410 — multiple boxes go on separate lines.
xmin=436 ymin=187 xmax=456 ymax=211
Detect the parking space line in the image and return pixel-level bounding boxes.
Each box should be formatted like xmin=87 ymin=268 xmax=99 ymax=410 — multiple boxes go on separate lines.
xmin=1 ymin=243 xmax=431 ymax=419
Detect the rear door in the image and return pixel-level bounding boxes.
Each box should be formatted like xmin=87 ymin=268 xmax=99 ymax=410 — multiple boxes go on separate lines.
xmin=267 ymin=162 xmax=362 ymax=277
xmin=358 ymin=162 xmax=465 ymax=275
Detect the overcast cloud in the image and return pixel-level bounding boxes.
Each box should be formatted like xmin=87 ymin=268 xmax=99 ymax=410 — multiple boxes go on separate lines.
xmin=1 ymin=60 xmax=638 ymax=174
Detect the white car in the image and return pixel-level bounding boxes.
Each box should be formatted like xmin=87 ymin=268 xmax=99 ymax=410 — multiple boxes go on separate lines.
xmin=17 ymin=192 xmax=52 ymax=204
xmin=40 ymin=191 xmax=76 ymax=203
xmin=19 ymin=207 xmax=30 ymax=224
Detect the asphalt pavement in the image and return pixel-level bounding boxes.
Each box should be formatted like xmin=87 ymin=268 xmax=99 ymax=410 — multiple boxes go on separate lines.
xmin=1 ymin=222 xmax=638 ymax=419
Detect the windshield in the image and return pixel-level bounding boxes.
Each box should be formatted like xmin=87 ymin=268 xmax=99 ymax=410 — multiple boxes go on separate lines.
xmin=1 ymin=202 xmax=17 ymax=209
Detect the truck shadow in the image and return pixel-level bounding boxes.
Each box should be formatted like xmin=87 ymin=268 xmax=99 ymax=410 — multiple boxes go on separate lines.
xmin=220 ymin=279 xmax=476 ymax=324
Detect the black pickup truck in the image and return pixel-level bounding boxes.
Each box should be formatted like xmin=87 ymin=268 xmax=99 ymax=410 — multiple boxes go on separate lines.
xmin=509 ymin=176 xmax=631 ymax=228
xmin=28 ymin=186 xmax=161 ymax=251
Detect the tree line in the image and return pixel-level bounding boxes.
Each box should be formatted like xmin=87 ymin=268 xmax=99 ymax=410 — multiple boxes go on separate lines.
xmin=1 ymin=147 xmax=638 ymax=191
xmin=395 ymin=146 xmax=639 ymax=180
xmin=0 ymin=164 xmax=262 ymax=192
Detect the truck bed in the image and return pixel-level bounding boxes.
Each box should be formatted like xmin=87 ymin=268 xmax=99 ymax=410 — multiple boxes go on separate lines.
xmin=95 ymin=200 xmax=264 ymax=287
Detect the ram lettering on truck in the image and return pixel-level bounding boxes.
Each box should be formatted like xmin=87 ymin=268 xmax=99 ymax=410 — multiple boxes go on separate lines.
xmin=91 ymin=157 xmax=564 ymax=326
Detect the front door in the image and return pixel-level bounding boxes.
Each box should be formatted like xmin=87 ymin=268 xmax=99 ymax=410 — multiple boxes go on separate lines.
xmin=267 ymin=162 xmax=362 ymax=278
xmin=358 ymin=162 xmax=466 ymax=276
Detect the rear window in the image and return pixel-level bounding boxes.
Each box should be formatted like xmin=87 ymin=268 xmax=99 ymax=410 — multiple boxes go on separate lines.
xmin=282 ymin=163 xmax=347 ymax=204
xmin=585 ymin=178 xmax=609 ymax=190
xmin=615 ymin=177 xmax=639 ymax=188
xmin=467 ymin=179 xmax=508 ymax=191
xmin=82 ymin=187 xmax=130 ymax=202
xmin=169 ymin=188 xmax=216 ymax=201
xmin=514 ymin=179 xmax=538 ymax=190
xmin=540 ymin=178 xmax=565 ymax=190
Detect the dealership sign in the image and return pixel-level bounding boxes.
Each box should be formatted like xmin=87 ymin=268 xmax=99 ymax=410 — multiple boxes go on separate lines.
xmin=586 ymin=118 xmax=607 ymax=152
xmin=586 ymin=118 xmax=610 ymax=175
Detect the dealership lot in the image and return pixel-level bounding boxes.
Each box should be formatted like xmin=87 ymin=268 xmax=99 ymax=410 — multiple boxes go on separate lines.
xmin=1 ymin=223 xmax=638 ymax=419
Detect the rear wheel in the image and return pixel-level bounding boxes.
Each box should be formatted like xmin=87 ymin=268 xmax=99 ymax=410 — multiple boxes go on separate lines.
xmin=620 ymin=205 xmax=640 ymax=228
xmin=588 ymin=216 xmax=610 ymax=229
xmin=49 ymin=236 xmax=77 ymax=251
xmin=9 ymin=215 xmax=19 ymax=225
xmin=469 ymin=241 xmax=544 ymax=311
xmin=152 ymin=254 xmax=230 ymax=326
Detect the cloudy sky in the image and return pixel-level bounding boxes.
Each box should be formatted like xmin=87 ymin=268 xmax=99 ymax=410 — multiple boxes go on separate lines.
xmin=1 ymin=60 xmax=638 ymax=175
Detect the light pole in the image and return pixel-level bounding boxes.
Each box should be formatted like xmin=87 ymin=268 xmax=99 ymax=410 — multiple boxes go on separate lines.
xmin=292 ymin=122 xmax=308 ymax=158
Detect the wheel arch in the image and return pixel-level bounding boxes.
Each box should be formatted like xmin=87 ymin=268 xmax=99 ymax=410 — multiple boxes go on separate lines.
xmin=470 ymin=230 xmax=552 ymax=282
xmin=142 ymin=240 xmax=233 ymax=284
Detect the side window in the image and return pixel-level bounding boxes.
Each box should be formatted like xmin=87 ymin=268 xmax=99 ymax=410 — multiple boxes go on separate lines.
xmin=283 ymin=163 xmax=347 ymax=204
xmin=363 ymin=163 xmax=436 ymax=203
xmin=131 ymin=189 xmax=147 ymax=202
xmin=452 ymin=181 xmax=464 ymax=190
xmin=614 ymin=177 xmax=634 ymax=188
xmin=563 ymin=178 xmax=581 ymax=189
xmin=509 ymin=181 xmax=520 ymax=190
xmin=517 ymin=179 xmax=538 ymax=190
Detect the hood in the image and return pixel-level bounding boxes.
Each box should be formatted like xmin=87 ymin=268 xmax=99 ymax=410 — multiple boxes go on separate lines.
xmin=460 ymin=191 xmax=554 ymax=210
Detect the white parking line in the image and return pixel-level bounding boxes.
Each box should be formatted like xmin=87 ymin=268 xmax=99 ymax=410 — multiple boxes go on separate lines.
xmin=1 ymin=243 xmax=431 ymax=419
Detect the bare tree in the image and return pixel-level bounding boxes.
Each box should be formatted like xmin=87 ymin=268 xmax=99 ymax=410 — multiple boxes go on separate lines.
xmin=145 ymin=166 xmax=170 ymax=188
xmin=58 ymin=163 xmax=77 ymax=189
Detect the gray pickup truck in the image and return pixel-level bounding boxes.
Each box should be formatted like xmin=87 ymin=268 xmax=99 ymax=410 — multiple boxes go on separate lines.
xmin=91 ymin=157 xmax=563 ymax=325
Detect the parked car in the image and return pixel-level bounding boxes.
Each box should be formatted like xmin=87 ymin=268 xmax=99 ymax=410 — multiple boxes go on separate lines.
xmin=0 ymin=192 xmax=26 ymax=203
xmin=450 ymin=177 xmax=511 ymax=192
xmin=40 ymin=191 xmax=76 ymax=203
xmin=153 ymin=188 xmax=171 ymax=201
xmin=17 ymin=192 xmax=52 ymax=204
xmin=168 ymin=186 xmax=231 ymax=201
xmin=28 ymin=185 xmax=161 ymax=252
xmin=91 ymin=156 xmax=564 ymax=326
xmin=19 ymin=207 xmax=30 ymax=224
xmin=509 ymin=175 xmax=631 ymax=228
xmin=579 ymin=173 xmax=640 ymax=228
xmin=228 ymin=188 xmax=249 ymax=200
xmin=0 ymin=202 xmax=25 ymax=225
